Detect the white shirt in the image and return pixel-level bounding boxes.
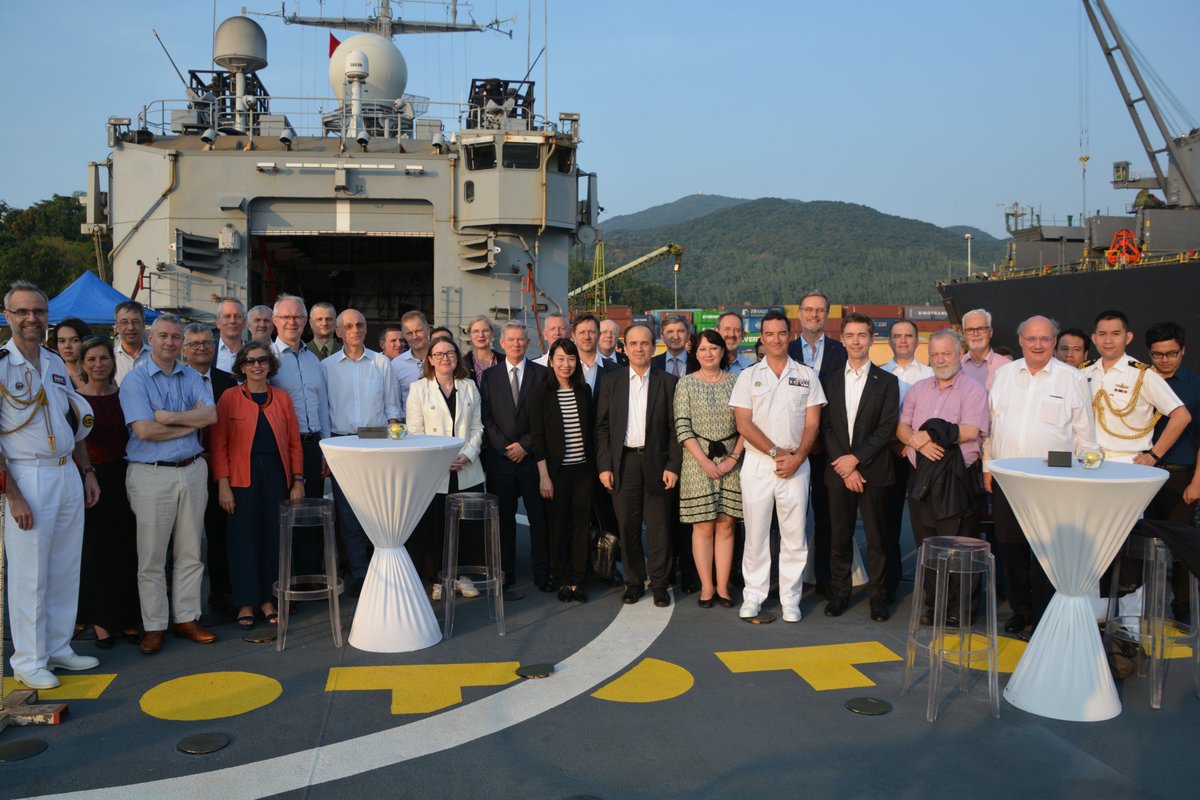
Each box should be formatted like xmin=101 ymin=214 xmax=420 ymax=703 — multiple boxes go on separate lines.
xmin=0 ymin=342 xmax=91 ymax=460
xmin=1084 ymin=356 xmax=1183 ymax=457
xmin=506 ymin=359 xmax=526 ymax=397
xmin=390 ymin=350 xmax=423 ymax=416
xmin=113 ymin=341 xmax=151 ymax=386
xmin=215 ymin=338 xmax=242 ymax=373
xmin=984 ymin=357 xmax=1098 ymax=469
xmin=625 ymin=367 xmax=650 ymax=448
xmin=844 ymin=360 xmax=870 ymax=446
xmin=730 ymin=356 xmax=826 ymax=457
xmin=322 ymin=347 xmax=401 ymax=433
xmin=579 ymin=357 xmax=601 ymax=391
xmin=882 ymin=358 xmax=934 ymax=405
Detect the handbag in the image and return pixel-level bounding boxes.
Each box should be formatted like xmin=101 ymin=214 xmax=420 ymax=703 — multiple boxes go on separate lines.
xmin=591 ymin=530 xmax=620 ymax=579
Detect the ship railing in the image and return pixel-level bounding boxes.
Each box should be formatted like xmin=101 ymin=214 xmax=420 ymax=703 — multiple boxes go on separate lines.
xmin=135 ymin=94 xmax=486 ymax=142
xmin=943 ymin=248 xmax=1199 ymax=285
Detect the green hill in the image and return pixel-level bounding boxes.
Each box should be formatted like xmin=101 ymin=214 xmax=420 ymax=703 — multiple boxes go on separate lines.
xmin=595 ymin=198 xmax=1008 ymax=308
xmin=602 ymin=194 xmax=749 ymax=232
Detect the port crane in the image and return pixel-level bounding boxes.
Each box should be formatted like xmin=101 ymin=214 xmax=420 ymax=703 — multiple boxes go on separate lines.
xmin=569 ymin=242 xmax=684 ymax=316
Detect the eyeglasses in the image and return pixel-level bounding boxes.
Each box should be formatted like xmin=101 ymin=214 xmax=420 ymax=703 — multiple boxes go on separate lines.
xmin=274 ymin=315 xmax=306 ymax=323
xmin=184 ymin=341 xmax=215 ymax=349
xmin=6 ymin=307 xmax=47 ymax=319
xmin=963 ymin=327 xmax=990 ymax=335
xmin=243 ymin=356 xmax=272 ymax=366
xmin=429 ymin=351 xmax=457 ymax=361
xmin=1149 ymin=350 xmax=1182 ymax=360
xmin=799 ymin=307 xmax=826 ymax=315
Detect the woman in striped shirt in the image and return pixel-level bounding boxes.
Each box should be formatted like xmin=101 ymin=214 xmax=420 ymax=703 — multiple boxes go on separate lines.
xmin=531 ymin=339 xmax=595 ymax=602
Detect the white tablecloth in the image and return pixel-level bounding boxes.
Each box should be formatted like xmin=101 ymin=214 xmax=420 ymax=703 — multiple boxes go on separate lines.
xmin=321 ymin=435 xmax=464 ymax=652
xmin=989 ymin=457 xmax=1167 ymax=721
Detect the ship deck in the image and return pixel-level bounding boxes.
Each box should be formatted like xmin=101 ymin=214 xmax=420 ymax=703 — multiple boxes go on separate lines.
xmin=3 ymin=512 xmax=1198 ymax=799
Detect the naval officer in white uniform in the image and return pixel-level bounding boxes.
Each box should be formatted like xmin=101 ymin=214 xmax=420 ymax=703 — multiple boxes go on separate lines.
xmin=731 ymin=309 xmax=826 ymax=622
xmin=1 ymin=280 xmax=99 ymax=690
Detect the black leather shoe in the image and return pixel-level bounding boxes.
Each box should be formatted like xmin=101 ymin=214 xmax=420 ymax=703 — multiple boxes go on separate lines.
xmin=919 ymin=607 xmax=934 ymax=626
xmin=95 ymin=635 xmax=115 ymax=650
xmin=622 ymin=586 xmax=644 ymax=605
xmin=572 ymin=588 xmax=588 ymax=603
xmin=653 ymin=589 xmax=670 ymax=607
xmin=824 ymin=597 xmax=849 ymax=617
xmin=698 ymin=595 xmax=714 ymax=609
xmin=870 ymin=602 xmax=890 ymax=622
xmin=1004 ymin=613 xmax=1030 ymax=633
xmin=557 ymin=586 xmax=573 ymax=602
xmin=945 ymin=610 xmax=962 ymax=628
xmin=536 ymin=581 xmax=555 ymax=593
xmin=716 ymin=595 xmax=736 ymax=608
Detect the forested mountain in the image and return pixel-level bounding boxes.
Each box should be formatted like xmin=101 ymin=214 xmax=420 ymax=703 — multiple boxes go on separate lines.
xmin=602 ymin=194 xmax=749 ymax=232
xmin=591 ymin=198 xmax=1008 ymax=308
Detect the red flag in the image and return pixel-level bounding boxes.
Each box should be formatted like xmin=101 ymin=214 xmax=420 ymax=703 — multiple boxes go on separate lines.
xmin=329 ymin=33 xmax=340 ymax=58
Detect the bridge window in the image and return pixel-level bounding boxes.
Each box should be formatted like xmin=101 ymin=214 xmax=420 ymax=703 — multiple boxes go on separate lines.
xmin=502 ymin=143 xmax=540 ymax=169
xmin=465 ymin=143 xmax=496 ymax=171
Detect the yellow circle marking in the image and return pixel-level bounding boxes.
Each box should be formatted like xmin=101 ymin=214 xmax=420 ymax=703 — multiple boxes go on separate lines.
xmin=591 ymin=657 xmax=694 ymax=703
xmin=140 ymin=671 xmax=282 ymax=721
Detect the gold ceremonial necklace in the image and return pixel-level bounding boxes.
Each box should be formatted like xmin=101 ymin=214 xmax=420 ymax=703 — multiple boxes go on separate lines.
xmin=1093 ymin=361 xmax=1162 ymax=440
xmin=0 ymin=366 xmax=57 ymax=450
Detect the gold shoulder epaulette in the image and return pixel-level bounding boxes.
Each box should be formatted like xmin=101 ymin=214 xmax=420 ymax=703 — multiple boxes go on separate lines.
xmin=1079 ymin=358 xmax=1095 ymax=369
xmin=1128 ymin=359 xmax=1150 ymax=371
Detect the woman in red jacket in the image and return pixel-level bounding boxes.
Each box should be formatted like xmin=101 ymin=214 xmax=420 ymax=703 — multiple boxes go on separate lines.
xmin=211 ymin=342 xmax=305 ymax=629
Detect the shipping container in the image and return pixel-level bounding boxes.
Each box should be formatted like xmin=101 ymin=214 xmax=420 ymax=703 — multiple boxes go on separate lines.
xmin=829 ymin=304 xmax=843 ymax=319
xmin=914 ymin=320 xmax=949 ymax=333
xmin=904 ymin=305 xmax=949 ymax=321
xmin=739 ymin=305 xmax=785 ymax=318
xmin=785 ymin=304 xmax=800 ymax=320
xmin=693 ymin=309 xmax=724 ymax=331
xmin=844 ymin=303 xmax=903 ymax=319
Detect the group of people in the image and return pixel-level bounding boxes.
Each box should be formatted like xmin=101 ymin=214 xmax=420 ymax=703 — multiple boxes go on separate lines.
xmin=4 ymin=278 xmax=1198 ymax=691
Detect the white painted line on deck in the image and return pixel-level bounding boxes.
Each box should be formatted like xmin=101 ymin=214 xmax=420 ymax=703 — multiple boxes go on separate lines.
xmin=30 ymin=599 xmax=674 ymax=800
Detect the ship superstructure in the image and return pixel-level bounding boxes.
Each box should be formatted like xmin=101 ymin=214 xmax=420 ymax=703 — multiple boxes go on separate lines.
xmin=81 ymin=1 xmax=598 ymax=339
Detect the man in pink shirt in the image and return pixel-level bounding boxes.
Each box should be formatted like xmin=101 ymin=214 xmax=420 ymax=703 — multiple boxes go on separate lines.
xmin=960 ymin=308 xmax=1012 ymax=391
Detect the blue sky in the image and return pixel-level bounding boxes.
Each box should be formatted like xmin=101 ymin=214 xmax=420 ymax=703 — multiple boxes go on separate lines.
xmin=1 ymin=0 xmax=1197 ymax=239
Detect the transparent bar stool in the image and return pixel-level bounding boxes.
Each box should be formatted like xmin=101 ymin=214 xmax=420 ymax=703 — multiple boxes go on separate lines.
xmin=901 ymin=535 xmax=1000 ymax=722
xmin=439 ymin=492 xmax=505 ymax=640
xmin=274 ymin=498 xmax=344 ymax=652
xmin=1104 ymin=535 xmax=1200 ymax=709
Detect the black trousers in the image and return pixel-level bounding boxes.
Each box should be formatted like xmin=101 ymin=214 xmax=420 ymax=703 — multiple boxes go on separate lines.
xmin=882 ymin=453 xmax=911 ymax=596
xmin=991 ymin=481 xmax=1053 ymax=623
xmin=612 ymin=449 xmax=673 ymax=590
xmin=829 ymin=482 xmax=890 ymax=602
xmin=908 ymin=477 xmax=979 ymax=611
xmin=226 ymin=454 xmax=287 ymax=608
xmin=203 ymin=476 xmax=232 ymax=600
xmin=546 ymin=462 xmax=594 ymax=586
xmin=408 ymin=476 xmax=485 ymax=583
xmin=292 ymin=435 xmax=326 ymax=576
xmin=487 ymin=459 xmax=549 ymax=587
xmin=808 ymin=452 xmax=833 ymax=590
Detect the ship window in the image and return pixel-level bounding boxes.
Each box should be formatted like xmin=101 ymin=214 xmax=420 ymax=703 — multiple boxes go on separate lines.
xmin=502 ymin=142 xmax=540 ymax=169
xmin=464 ymin=180 xmax=475 ymax=203
xmin=555 ymin=147 xmax=575 ymax=174
xmin=465 ymin=143 xmax=496 ymax=171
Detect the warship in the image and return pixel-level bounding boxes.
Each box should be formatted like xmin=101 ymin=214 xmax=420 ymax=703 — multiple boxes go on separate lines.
xmin=938 ymin=0 xmax=1200 ymax=371
xmin=79 ymin=0 xmax=598 ymax=339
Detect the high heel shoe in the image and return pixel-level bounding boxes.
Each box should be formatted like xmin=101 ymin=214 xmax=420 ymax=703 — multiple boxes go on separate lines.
xmin=95 ymin=635 xmax=115 ymax=650
xmin=716 ymin=595 xmax=735 ymax=608
xmin=698 ymin=595 xmax=714 ymax=609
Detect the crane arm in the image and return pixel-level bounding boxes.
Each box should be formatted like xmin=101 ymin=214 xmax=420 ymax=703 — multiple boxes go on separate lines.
xmin=568 ymin=244 xmax=684 ymax=299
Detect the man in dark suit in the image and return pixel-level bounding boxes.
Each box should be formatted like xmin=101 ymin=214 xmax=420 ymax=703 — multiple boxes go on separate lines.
xmin=480 ymin=320 xmax=551 ymax=593
xmin=598 ymin=319 xmax=629 ymax=367
xmin=786 ymin=291 xmax=848 ymax=597
xmin=820 ymin=313 xmax=900 ymax=622
xmin=596 ymin=323 xmax=682 ymax=606
xmin=182 ymin=322 xmax=238 ymax=613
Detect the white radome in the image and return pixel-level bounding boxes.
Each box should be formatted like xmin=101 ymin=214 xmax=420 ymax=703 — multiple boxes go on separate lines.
xmin=329 ymin=34 xmax=408 ymax=101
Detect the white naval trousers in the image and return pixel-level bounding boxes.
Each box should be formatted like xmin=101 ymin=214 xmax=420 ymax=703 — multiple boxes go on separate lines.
xmin=740 ymin=451 xmax=810 ymax=609
xmin=3 ymin=461 xmax=85 ymax=675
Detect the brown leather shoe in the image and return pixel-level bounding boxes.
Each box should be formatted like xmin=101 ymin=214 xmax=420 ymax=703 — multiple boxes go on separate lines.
xmin=173 ymin=620 xmax=217 ymax=644
xmin=140 ymin=630 xmax=165 ymax=655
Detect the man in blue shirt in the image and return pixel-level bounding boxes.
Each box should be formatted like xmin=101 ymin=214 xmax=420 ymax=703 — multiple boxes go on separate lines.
xmin=1144 ymin=321 xmax=1200 ymax=620
xmin=121 ymin=315 xmax=218 ymax=655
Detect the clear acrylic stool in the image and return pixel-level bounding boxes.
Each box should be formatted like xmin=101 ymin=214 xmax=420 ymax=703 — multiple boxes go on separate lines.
xmin=1104 ymin=536 xmax=1200 ymax=709
xmin=901 ymin=535 xmax=1000 ymax=722
xmin=439 ymin=492 xmax=505 ymax=640
xmin=274 ymin=498 xmax=344 ymax=652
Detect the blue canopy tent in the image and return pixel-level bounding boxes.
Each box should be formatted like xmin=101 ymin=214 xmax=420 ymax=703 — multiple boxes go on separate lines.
xmin=0 ymin=271 xmax=162 ymax=326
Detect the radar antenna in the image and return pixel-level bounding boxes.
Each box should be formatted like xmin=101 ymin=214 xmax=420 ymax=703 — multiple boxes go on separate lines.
xmin=249 ymin=0 xmax=511 ymax=38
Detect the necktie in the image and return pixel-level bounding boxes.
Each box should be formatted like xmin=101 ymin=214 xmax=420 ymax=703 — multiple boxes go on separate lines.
xmin=510 ymin=366 xmax=520 ymax=406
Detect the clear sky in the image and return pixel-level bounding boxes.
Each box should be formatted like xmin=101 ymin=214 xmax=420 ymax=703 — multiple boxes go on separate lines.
xmin=1 ymin=0 xmax=1197 ymax=239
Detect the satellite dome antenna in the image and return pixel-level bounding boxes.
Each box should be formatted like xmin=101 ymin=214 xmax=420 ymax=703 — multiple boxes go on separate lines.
xmin=213 ymin=16 xmax=268 ymax=133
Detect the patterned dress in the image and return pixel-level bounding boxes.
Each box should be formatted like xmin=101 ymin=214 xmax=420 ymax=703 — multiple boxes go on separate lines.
xmin=674 ymin=372 xmax=742 ymax=523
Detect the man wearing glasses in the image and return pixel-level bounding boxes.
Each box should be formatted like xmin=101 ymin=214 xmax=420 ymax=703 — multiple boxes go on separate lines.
xmin=113 ymin=299 xmax=152 ymax=386
xmin=982 ymin=316 xmax=1097 ymax=634
xmin=1 ymin=281 xmax=100 ymax=689
xmin=959 ymin=308 xmax=1011 ymax=392
xmin=182 ymin=322 xmax=238 ymax=613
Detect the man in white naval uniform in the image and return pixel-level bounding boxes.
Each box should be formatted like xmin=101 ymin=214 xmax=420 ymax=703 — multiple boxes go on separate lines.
xmin=1085 ymin=310 xmax=1190 ymax=464
xmin=1 ymin=281 xmax=100 ymax=690
xmin=731 ymin=309 xmax=826 ymax=622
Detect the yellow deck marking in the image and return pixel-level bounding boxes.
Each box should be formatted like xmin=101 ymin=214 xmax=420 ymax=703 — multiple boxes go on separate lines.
xmin=3 ymin=673 xmax=116 ymax=700
xmin=591 ymin=657 xmax=694 ymax=703
xmin=717 ymin=642 xmax=903 ymax=691
xmin=933 ymin=634 xmax=1027 ymax=672
xmin=325 ymin=663 xmax=521 ymax=714
xmin=140 ymin=672 xmax=282 ymax=721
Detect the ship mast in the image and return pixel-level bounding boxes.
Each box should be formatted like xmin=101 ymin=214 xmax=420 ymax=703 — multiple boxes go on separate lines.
xmin=283 ymin=0 xmax=487 ymax=37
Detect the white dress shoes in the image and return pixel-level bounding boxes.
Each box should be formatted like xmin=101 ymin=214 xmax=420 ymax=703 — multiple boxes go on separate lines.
xmin=739 ymin=599 xmax=761 ymax=619
xmin=782 ymin=605 xmax=802 ymax=623
xmin=48 ymin=652 xmax=100 ymax=671
xmin=15 ymin=667 xmax=60 ymax=690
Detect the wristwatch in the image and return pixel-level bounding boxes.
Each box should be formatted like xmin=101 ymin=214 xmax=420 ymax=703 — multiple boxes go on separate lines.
xmin=768 ymin=447 xmax=778 ymax=458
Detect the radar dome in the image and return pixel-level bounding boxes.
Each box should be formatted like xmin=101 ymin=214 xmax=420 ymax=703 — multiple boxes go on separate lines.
xmin=213 ymin=17 xmax=268 ymax=73
xmin=329 ymin=34 xmax=407 ymax=101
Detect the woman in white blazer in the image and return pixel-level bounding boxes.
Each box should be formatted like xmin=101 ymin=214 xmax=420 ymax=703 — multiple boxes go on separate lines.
xmin=405 ymin=337 xmax=486 ymax=599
